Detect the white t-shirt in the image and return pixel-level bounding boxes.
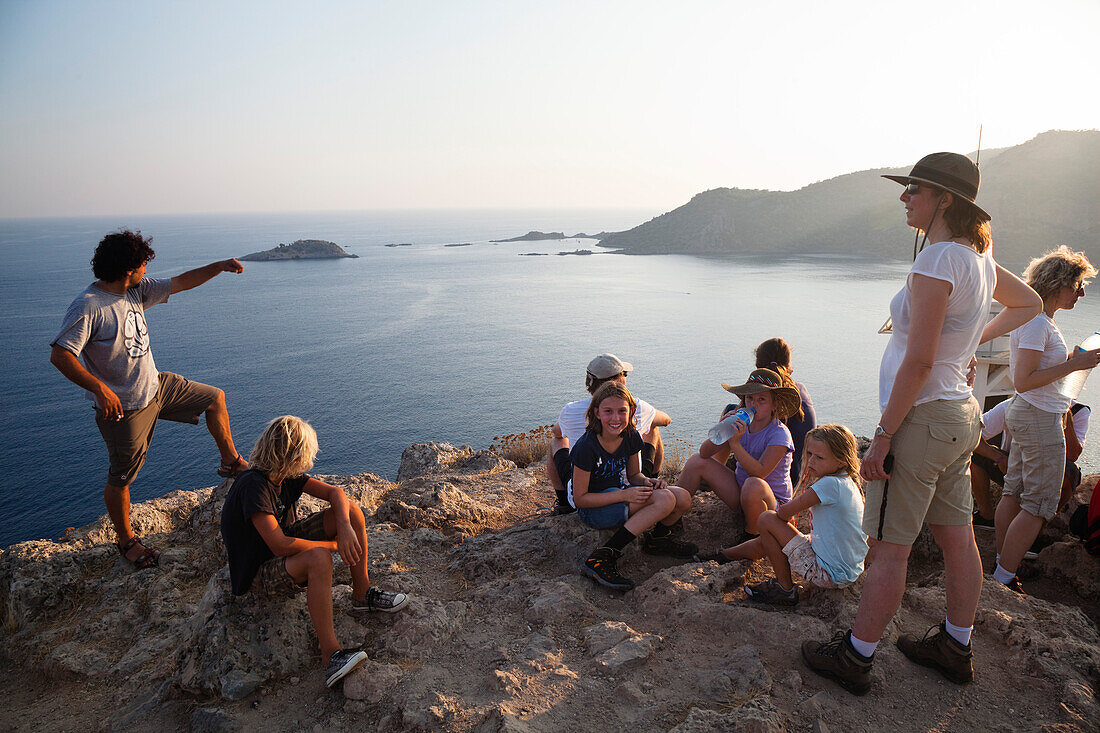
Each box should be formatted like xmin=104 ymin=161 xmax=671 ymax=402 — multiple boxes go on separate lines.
xmin=1010 ymin=314 xmax=1071 ymax=414
xmin=879 ymin=242 xmax=997 ymax=411
xmin=981 ymin=398 xmax=1089 ymax=445
xmin=556 ymin=396 xmax=657 ymax=444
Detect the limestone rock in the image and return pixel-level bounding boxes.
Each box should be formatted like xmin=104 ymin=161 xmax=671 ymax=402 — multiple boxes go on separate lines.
xmin=177 ymin=568 xmax=316 ymax=700
xmin=397 ymin=442 xmax=514 ymax=482
xmin=342 ymin=659 xmax=404 ymax=702
xmin=594 ymin=635 xmax=659 ymax=672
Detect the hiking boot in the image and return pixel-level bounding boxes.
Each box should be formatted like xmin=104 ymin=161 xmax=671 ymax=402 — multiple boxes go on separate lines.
xmin=1004 ymin=575 xmax=1027 ymax=595
xmin=324 ymin=648 xmax=368 ymax=688
xmin=641 ymin=532 xmax=699 ymax=559
xmin=745 ymin=578 xmax=798 ymax=606
xmin=351 ymin=587 xmax=410 ymax=615
xmin=801 ymin=630 xmax=873 ymax=696
xmin=584 ymin=547 xmax=635 ymax=591
xmin=896 ymin=622 xmax=974 ymax=684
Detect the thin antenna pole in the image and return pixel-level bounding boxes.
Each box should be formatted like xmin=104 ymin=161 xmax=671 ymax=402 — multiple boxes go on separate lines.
xmin=976 ymin=124 xmax=983 ymax=167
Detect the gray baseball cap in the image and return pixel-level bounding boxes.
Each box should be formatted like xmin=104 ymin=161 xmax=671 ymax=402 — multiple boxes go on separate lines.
xmin=587 ymin=353 xmax=634 ymax=380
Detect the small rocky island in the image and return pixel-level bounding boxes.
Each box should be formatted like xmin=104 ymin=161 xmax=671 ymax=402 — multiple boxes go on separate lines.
xmin=241 ymin=239 xmax=358 ymax=261
xmin=490 ymin=231 xmax=608 ymax=243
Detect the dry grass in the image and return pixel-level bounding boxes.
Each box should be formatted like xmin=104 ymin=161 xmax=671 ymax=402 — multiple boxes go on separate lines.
xmin=490 ymin=425 xmax=554 ymax=468
xmin=659 ymin=431 xmax=695 ymax=482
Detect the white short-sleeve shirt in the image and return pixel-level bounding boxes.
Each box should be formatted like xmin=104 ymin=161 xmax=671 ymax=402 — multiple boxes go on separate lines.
xmin=556 ymin=397 xmax=657 ymax=444
xmin=878 ymin=242 xmax=997 ymax=411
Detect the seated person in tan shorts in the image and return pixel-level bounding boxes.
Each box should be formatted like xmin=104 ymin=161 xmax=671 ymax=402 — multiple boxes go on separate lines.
xmin=50 ymin=230 xmax=249 ymax=569
xmin=220 ymin=416 xmax=410 ymax=688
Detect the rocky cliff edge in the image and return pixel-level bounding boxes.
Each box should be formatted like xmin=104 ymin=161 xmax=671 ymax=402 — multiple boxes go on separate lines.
xmin=2 ymin=442 xmax=1098 ymax=732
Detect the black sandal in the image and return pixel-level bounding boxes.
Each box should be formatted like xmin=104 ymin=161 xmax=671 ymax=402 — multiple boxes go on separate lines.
xmin=118 ymin=536 xmax=160 ymax=569
xmin=217 ymin=454 xmax=245 ymax=478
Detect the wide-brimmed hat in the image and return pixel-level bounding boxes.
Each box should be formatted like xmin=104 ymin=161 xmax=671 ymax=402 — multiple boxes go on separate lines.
xmin=882 ymin=152 xmax=989 ymax=221
xmin=721 ymin=368 xmax=802 ymax=421
xmin=587 ymin=353 xmax=634 ymax=380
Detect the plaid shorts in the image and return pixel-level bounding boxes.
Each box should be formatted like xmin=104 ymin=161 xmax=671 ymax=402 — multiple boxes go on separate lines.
xmin=250 ymin=511 xmax=330 ymax=597
xmin=782 ymin=532 xmax=840 ymax=589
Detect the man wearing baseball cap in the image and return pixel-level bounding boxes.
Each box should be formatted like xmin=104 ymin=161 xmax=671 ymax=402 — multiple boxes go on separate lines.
xmin=546 ymin=353 xmax=671 ymax=514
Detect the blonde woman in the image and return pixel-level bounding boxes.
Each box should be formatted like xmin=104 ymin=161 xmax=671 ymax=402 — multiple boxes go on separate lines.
xmin=220 ymin=416 xmax=409 ymax=688
xmin=994 ymin=247 xmax=1100 ymax=592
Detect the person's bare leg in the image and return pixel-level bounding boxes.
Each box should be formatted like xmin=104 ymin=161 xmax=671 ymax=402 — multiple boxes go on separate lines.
xmin=105 ymin=482 xmax=149 ymax=560
xmin=739 ymin=477 xmax=778 ymax=534
xmin=970 ymin=463 xmax=995 ymax=519
xmin=930 ymin=523 xmax=983 ymax=628
xmin=325 ymin=506 xmax=369 ymax=600
xmin=998 ymin=510 xmax=1045 ymax=574
xmin=680 ymin=454 xmax=743 ymax=515
xmin=994 ymin=495 xmax=1022 ymax=556
xmin=624 ymin=488 xmax=677 ymax=534
xmin=725 ymin=536 xmax=767 ymax=561
xmin=851 ymin=540 xmax=911 ymax=644
xmin=655 ymin=485 xmax=692 ymax=527
xmin=205 ymin=389 xmax=247 ymax=468
xmin=286 ymin=547 xmax=340 ymax=666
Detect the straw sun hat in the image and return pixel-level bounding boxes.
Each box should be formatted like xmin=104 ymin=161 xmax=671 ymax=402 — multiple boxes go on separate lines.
xmin=721 ymin=368 xmax=802 ymax=421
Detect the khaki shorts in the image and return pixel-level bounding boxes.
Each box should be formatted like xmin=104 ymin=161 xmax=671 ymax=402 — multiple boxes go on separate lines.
xmin=863 ymin=397 xmax=982 ymax=545
xmin=250 ymin=511 xmax=330 ymax=597
xmin=95 ymin=372 xmax=221 ymax=487
xmin=782 ymin=532 xmax=839 ymax=589
xmin=1002 ymin=396 xmax=1065 ymax=521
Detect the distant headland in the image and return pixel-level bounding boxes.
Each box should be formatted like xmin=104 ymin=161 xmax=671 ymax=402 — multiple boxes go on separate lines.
xmin=241 ymin=239 xmax=358 ymax=261
xmin=490 ymin=231 xmax=608 ymax=242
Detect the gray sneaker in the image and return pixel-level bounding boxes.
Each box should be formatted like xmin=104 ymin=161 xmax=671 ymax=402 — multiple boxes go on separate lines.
xmin=351 ymin=587 xmax=410 ymax=615
xmin=324 ymin=649 xmax=367 ymax=688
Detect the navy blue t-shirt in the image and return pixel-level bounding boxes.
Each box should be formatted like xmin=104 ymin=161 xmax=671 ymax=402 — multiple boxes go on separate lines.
xmin=220 ymin=468 xmax=310 ymax=595
xmin=570 ymin=429 xmax=645 ymax=493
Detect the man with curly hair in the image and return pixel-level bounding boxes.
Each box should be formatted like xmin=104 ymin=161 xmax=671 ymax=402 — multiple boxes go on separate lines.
xmin=50 ymin=230 xmax=248 ymax=569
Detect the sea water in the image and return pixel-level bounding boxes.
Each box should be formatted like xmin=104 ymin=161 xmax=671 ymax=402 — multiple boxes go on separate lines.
xmin=3 ymin=210 xmax=1099 ymax=547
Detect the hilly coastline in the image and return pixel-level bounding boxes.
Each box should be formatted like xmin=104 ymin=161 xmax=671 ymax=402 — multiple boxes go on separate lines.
xmin=598 ymin=130 xmax=1099 ymax=269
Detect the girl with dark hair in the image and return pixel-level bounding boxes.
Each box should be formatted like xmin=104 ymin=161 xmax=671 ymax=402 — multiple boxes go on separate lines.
xmin=570 ymin=382 xmax=696 ymax=590
xmin=751 ymin=338 xmax=816 ymax=485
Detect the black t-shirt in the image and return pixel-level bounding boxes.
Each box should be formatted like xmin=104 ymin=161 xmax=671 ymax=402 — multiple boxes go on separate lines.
xmin=220 ymin=468 xmax=310 ymax=595
xmin=570 ymin=429 xmax=644 ymax=493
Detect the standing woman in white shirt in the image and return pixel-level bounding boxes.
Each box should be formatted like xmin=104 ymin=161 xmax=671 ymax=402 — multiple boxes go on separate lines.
xmin=994 ymin=247 xmax=1099 ymax=591
xmin=801 ymin=153 xmax=1041 ymax=695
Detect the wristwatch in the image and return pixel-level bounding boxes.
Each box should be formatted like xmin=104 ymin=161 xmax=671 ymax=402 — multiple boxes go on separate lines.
xmin=874 ymin=425 xmax=894 ymax=440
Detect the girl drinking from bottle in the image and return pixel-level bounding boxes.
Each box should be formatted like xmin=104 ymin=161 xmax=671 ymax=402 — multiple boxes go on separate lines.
xmin=678 ymin=368 xmax=802 ymax=547
xmin=571 ymin=382 xmax=697 ymax=591
xmin=712 ymin=425 xmax=867 ymax=606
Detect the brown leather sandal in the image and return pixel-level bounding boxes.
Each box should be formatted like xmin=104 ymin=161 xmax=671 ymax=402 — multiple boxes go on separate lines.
xmin=118 ymin=536 xmax=160 ymax=569
xmin=217 ymin=454 xmax=245 ymax=478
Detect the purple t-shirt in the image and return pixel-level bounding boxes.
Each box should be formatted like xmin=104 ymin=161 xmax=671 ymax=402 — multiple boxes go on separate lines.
xmin=734 ymin=419 xmax=794 ymax=503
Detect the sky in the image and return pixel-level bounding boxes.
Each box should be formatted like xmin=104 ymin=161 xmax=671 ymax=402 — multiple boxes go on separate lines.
xmin=1 ymin=0 xmax=1098 ymax=218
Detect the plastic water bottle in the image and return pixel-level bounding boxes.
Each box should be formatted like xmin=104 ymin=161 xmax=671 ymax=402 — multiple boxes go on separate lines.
xmin=708 ymin=407 xmax=755 ymax=444
xmin=1060 ymin=331 xmax=1100 ymax=400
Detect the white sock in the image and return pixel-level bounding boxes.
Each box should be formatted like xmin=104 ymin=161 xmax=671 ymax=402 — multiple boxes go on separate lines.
xmin=993 ymin=562 xmax=1016 ymax=584
xmin=848 ymin=632 xmax=878 ymax=658
xmin=944 ymin=619 xmax=973 ymax=646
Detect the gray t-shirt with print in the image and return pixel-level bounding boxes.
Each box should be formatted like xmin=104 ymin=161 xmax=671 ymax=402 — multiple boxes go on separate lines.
xmin=51 ymin=278 xmax=172 ymax=411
